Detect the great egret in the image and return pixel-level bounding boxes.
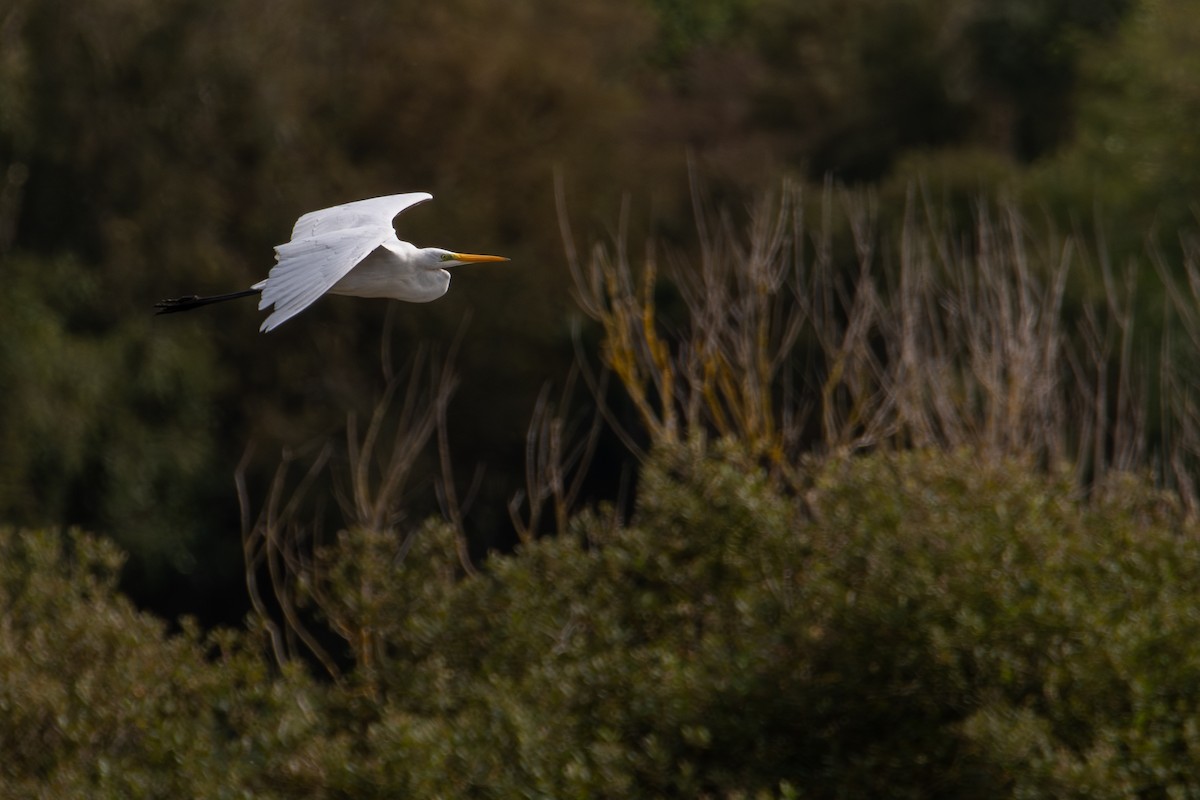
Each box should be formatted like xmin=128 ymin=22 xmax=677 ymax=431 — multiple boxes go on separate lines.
xmin=155 ymin=192 xmax=508 ymax=331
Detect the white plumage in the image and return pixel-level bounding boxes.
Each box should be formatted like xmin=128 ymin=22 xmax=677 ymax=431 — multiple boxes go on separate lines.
xmin=155 ymin=192 xmax=508 ymax=331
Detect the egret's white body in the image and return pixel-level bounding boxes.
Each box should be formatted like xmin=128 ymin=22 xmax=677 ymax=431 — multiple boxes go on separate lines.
xmin=155 ymin=192 xmax=507 ymax=331
xmin=323 ymin=240 xmax=451 ymax=302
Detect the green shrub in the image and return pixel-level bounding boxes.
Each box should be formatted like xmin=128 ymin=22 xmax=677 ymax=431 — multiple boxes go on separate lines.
xmin=7 ymin=445 xmax=1200 ymax=797
xmin=0 ymin=528 xmax=322 ymax=799
xmin=304 ymin=444 xmax=1200 ymax=797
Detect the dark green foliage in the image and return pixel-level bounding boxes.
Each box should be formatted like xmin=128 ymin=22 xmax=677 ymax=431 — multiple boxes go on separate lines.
xmin=10 ymin=445 xmax=1199 ymax=796
xmin=343 ymin=445 xmax=1199 ymax=798
xmin=1026 ymin=2 xmax=1200 ymax=257
xmin=963 ymin=0 xmax=1132 ymax=158
xmin=0 ymin=254 xmax=227 ymax=584
xmin=0 ymin=527 xmax=322 ymax=799
xmin=803 ymin=452 xmax=1200 ymax=796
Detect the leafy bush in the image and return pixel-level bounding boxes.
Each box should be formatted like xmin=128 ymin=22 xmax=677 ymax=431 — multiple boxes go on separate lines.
xmin=6 ymin=444 xmax=1200 ymax=797
xmin=263 ymin=444 xmax=1200 ymax=797
xmin=0 ymin=527 xmax=321 ymax=799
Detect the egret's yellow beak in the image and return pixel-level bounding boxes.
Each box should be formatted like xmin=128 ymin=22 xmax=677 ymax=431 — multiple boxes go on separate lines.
xmin=451 ymin=252 xmax=509 ymax=263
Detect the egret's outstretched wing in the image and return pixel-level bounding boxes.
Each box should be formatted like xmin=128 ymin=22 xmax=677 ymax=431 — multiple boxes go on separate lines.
xmin=257 ymin=227 xmax=389 ymax=332
xmin=290 ymin=192 xmax=432 ymax=239
xmin=258 ymin=193 xmax=433 ymax=332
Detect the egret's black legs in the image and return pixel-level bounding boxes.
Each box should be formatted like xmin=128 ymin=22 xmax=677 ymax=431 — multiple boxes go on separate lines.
xmin=154 ymin=288 xmax=261 ymax=315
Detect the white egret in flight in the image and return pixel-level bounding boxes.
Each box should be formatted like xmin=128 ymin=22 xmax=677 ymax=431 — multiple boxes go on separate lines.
xmin=155 ymin=192 xmax=508 ymax=331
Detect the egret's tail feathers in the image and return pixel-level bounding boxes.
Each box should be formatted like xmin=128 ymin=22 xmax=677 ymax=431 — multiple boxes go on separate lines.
xmin=154 ymin=288 xmax=261 ymax=315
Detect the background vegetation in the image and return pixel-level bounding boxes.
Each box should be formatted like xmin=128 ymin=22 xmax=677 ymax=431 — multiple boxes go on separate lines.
xmin=3 ymin=0 xmax=1200 ymax=794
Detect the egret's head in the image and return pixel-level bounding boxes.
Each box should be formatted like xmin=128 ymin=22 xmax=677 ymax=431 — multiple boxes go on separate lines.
xmin=425 ymin=248 xmax=509 ymax=269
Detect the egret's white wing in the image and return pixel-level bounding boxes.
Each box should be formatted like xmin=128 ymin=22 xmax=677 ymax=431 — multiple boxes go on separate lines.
xmin=258 ymin=227 xmax=390 ymax=331
xmin=290 ymin=192 xmax=433 ymax=240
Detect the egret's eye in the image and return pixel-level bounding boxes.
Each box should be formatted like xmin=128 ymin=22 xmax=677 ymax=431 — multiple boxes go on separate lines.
xmin=440 ymin=253 xmax=455 ymax=262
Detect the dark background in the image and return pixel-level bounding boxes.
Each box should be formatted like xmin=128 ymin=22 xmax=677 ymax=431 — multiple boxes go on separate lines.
xmin=2 ymin=0 xmax=1196 ymax=625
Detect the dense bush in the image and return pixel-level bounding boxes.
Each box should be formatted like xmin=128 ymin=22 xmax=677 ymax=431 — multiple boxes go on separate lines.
xmin=0 ymin=527 xmax=323 ymax=798
xmin=313 ymin=445 xmax=1200 ymax=798
xmin=7 ymin=445 xmax=1200 ymax=797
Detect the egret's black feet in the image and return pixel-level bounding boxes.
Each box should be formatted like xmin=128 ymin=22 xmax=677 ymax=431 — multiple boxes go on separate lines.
xmin=154 ymin=289 xmax=260 ymax=315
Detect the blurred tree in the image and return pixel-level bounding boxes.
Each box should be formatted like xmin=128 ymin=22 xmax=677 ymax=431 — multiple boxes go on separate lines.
xmin=676 ymin=0 xmax=1135 ymax=182
xmin=1027 ymin=0 xmax=1200 ymax=253
xmin=0 ymin=252 xmax=234 ymax=612
xmin=964 ymin=0 xmax=1132 ymax=158
xmin=750 ymin=0 xmax=972 ymax=180
xmin=643 ymin=0 xmax=751 ymax=65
